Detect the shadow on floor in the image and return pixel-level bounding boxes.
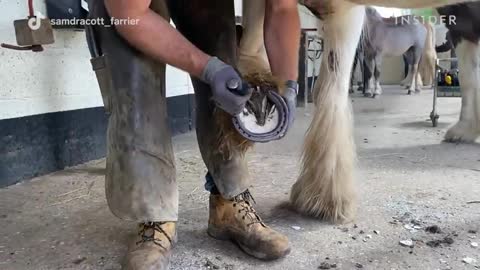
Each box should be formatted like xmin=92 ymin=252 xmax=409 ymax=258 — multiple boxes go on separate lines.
xmin=399 ymin=120 xmax=451 ymax=129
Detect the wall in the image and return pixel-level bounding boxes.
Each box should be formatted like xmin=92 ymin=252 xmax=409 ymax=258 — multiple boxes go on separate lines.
xmin=0 ymin=0 xmax=195 ymax=187
xmin=379 ymin=57 xmax=405 ymax=84
xmin=0 ymin=1 xmax=195 ymax=120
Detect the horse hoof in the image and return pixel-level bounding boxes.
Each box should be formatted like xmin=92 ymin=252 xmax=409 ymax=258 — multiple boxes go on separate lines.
xmin=373 ymin=94 xmax=380 ymax=99
xmin=445 ymin=122 xmax=480 ymax=143
xmin=415 ymin=89 xmax=421 ymax=94
xmin=364 ymin=93 xmax=372 ymax=98
xmin=407 ymin=90 xmax=412 ymax=95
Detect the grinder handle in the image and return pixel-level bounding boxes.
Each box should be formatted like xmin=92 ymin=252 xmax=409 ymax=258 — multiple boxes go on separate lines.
xmin=226 ymin=78 xmax=250 ymax=96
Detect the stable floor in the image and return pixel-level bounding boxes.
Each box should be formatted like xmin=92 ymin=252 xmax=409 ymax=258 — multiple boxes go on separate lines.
xmin=1 ymin=86 xmax=479 ymax=270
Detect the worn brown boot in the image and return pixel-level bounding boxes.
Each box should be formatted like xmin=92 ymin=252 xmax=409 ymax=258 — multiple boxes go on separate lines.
xmin=123 ymin=222 xmax=176 ymax=270
xmin=207 ymin=190 xmax=290 ymax=260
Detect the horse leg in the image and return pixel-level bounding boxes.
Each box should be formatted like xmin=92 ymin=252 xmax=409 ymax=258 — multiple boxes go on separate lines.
xmin=406 ymin=63 xmax=419 ymax=94
xmin=237 ymin=0 xmax=270 ymax=74
xmin=400 ymin=66 xmax=412 ymax=87
xmin=373 ymin=55 xmax=383 ymax=97
xmin=400 ymin=55 xmax=409 ymax=86
xmin=416 ymin=71 xmax=424 ymax=90
xmin=409 ymin=46 xmax=423 ymax=94
xmin=364 ymin=57 xmax=375 ymax=97
xmin=350 ymin=50 xmax=360 ymax=93
xmin=403 ymin=53 xmax=417 ymax=94
xmin=445 ymin=40 xmax=480 ymax=143
xmin=358 ymin=52 xmax=365 ymax=92
xmin=290 ymin=2 xmax=364 ymax=223
xmin=401 ymin=52 xmax=414 ymax=88
xmin=362 ymin=58 xmax=370 ymax=94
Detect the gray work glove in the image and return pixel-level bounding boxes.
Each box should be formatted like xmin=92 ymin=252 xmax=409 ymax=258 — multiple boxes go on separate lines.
xmin=200 ymin=57 xmax=252 ymax=115
xmin=283 ymin=80 xmax=298 ymax=130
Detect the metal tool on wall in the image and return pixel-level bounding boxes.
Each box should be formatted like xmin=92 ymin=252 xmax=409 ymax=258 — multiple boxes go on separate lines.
xmin=307 ymin=35 xmax=323 ymax=100
xmin=1 ymin=0 xmax=54 ymax=52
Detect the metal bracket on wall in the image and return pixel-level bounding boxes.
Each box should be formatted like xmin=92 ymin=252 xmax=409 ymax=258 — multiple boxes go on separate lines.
xmin=307 ymin=34 xmax=323 ymax=103
xmin=14 ymin=17 xmax=55 ymax=46
xmin=1 ymin=17 xmax=54 ymax=52
xmin=298 ymin=28 xmax=323 ymax=108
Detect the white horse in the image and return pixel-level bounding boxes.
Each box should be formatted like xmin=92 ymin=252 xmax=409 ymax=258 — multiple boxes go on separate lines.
xmin=239 ymin=0 xmax=478 ymax=223
xmin=363 ymin=8 xmax=433 ymax=96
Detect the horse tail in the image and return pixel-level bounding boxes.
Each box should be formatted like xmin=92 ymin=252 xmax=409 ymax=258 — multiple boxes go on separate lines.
xmin=419 ymin=22 xmax=437 ymax=86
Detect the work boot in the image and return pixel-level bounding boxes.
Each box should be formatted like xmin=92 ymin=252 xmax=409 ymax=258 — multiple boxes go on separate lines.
xmin=207 ymin=190 xmax=290 ymax=260
xmin=123 ymin=222 xmax=176 ymax=270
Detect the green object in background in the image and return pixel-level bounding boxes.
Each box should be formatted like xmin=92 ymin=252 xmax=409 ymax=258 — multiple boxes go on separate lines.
xmin=411 ymin=8 xmax=434 ymax=17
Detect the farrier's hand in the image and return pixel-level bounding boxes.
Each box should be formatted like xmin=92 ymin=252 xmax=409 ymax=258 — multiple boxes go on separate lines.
xmin=282 ymin=80 xmax=298 ymax=130
xmin=200 ymin=57 xmax=252 ymax=115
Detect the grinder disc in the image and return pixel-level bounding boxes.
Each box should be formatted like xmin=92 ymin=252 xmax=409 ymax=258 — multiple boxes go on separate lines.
xmin=232 ymin=90 xmax=289 ymax=143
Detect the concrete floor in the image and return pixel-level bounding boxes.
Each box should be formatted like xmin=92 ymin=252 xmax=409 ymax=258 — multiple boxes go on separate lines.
xmin=1 ymin=86 xmax=479 ymax=270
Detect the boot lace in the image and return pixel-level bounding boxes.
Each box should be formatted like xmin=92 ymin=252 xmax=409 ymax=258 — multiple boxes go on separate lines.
xmin=136 ymin=222 xmax=172 ymax=249
xmin=232 ymin=190 xmax=265 ymax=227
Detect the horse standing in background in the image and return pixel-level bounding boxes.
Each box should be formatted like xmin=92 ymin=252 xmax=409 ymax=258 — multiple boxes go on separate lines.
xmin=362 ymin=8 xmax=429 ymax=97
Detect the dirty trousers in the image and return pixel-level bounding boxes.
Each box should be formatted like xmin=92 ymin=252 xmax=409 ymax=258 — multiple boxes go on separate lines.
xmin=88 ymin=0 xmax=249 ymax=222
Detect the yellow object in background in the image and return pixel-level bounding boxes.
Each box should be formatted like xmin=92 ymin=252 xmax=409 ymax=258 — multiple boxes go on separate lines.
xmin=445 ymin=75 xmax=452 ymax=85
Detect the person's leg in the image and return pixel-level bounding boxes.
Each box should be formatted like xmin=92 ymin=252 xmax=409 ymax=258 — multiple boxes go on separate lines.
xmin=167 ymin=0 xmax=248 ymax=199
xmin=167 ymin=0 xmax=290 ymax=260
xmin=88 ymin=1 xmax=176 ymax=269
